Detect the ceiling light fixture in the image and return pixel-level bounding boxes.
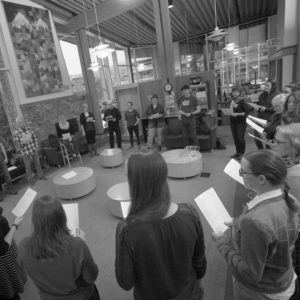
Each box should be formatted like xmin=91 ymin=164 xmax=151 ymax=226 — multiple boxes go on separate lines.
xmin=91 ymin=0 xmax=115 ymax=57
xmin=168 ymin=0 xmax=173 ymax=8
xmin=224 ymin=0 xmax=237 ymax=51
xmin=207 ymin=0 xmax=228 ymax=41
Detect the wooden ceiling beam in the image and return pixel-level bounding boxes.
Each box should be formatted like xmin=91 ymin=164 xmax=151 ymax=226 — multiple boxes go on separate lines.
xmin=31 ymin=0 xmax=74 ymax=18
xmin=65 ymin=0 xmax=148 ymax=34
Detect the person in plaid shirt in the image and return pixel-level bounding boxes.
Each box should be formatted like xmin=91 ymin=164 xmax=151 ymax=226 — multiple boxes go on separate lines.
xmin=13 ymin=116 xmax=46 ymax=186
xmin=0 ymin=137 xmax=17 ymax=202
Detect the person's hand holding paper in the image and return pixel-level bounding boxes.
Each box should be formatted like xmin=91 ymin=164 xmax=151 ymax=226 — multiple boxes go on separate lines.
xmin=194 ymin=188 xmax=232 ymax=234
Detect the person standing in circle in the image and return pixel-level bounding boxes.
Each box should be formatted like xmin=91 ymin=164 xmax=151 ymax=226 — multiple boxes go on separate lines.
xmin=115 ymin=151 xmax=206 ymax=299
xmin=177 ymin=85 xmax=201 ymax=147
xmin=80 ymin=103 xmax=98 ymax=157
xmin=146 ymin=95 xmax=165 ymax=151
xmin=125 ymin=101 xmax=141 ymax=149
xmin=103 ymin=101 xmax=122 ymax=149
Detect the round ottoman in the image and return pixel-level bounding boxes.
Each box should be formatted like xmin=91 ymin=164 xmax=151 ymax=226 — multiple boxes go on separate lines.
xmin=162 ymin=149 xmax=203 ymax=178
xmin=53 ymin=167 xmax=96 ymax=199
xmin=107 ymin=182 xmax=130 ymax=218
xmin=101 ymin=148 xmax=123 ymax=167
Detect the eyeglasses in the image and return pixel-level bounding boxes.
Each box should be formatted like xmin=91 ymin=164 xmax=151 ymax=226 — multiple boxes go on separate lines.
xmin=239 ymin=169 xmax=256 ymax=177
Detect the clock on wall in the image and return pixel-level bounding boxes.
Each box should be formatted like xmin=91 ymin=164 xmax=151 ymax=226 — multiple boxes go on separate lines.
xmin=164 ymin=82 xmax=173 ymax=93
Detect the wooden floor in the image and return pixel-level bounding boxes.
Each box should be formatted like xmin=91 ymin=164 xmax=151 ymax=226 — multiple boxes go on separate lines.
xmin=1 ymin=125 xmax=257 ymax=300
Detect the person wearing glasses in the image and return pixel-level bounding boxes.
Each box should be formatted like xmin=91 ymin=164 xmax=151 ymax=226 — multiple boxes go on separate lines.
xmin=274 ymin=123 xmax=300 ymax=300
xmin=254 ymin=80 xmax=278 ymax=149
xmin=212 ymin=149 xmax=299 ymax=300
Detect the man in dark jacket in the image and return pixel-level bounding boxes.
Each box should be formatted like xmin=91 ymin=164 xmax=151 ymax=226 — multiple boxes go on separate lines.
xmin=103 ymin=101 xmax=122 ymax=149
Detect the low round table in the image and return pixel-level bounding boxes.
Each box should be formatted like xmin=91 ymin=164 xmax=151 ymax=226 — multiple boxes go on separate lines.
xmin=162 ymin=149 xmax=203 ymax=178
xmin=53 ymin=167 xmax=96 ymax=199
xmin=101 ymin=148 xmax=124 ymax=168
xmin=107 ymin=182 xmax=130 ymax=218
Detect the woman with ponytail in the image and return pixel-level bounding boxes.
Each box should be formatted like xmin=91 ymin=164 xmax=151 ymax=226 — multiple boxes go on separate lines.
xmin=212 ymin=149 xmax=299 ymax=300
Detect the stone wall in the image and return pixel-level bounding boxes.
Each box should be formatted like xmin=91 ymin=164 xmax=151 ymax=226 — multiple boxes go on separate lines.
xmin=21 ymin=94 xmax=86 ymax=142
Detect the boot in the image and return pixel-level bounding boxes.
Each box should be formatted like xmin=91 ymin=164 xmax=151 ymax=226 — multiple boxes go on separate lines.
xmin=93 ymin=144 xmax=99 ymax=156
xmin=88 ymin=145 xmax=94 ymax=157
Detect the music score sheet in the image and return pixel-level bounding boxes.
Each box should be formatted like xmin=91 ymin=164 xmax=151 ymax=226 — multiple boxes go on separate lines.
xmin=194 ymin=188 xmax=232 ymax=233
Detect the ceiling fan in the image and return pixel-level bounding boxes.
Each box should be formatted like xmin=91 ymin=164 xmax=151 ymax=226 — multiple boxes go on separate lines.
xmin=207 ymin=0 xmax=228 ymax=41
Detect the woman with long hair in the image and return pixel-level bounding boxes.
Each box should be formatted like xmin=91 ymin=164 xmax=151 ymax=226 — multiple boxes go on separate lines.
xmin=115 ymin=151 xmax=206 ymax=299
xmin=213 ymin=150 xmax=299 ymax=300
xmin=19 ymin=196 xmax=100 ymax=300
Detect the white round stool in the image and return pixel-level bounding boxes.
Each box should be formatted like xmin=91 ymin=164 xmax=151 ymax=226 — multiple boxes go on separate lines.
xmin=53 ymin=167 xmax=96 ymax=199
xmin=101 ymin=148 xmax=124 ymax=167
xmin=162 ymin=149 xmax=203 ymax=178
xmin=107 ymin=182 xmax=130 ymax=218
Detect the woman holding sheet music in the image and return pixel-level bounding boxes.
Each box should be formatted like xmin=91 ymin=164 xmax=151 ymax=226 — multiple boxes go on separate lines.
xmin=115 ymin=151 xmax=207 ymax=299
xmin=213 ymin=150 xmax=299 ymax=300
xmin=19 ymin=195 xmax=100 ymax=300
xmin=229 ymin=86 xmax=254 ymax=161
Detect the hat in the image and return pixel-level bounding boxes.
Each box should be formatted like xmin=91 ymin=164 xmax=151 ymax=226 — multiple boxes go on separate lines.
xmin=151 ymin=94 xmax=158 ymax=100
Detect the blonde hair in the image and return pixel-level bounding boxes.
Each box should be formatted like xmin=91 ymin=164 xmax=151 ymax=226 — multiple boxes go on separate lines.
xmin=276 ymin=123 xmax=300 ymax=152
xmin=272 ymin=93 xmax=288 ymax=107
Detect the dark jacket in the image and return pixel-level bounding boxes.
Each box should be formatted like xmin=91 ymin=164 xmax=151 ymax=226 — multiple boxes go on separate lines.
xmin=103 ymin=108 xmax=121 ymax=126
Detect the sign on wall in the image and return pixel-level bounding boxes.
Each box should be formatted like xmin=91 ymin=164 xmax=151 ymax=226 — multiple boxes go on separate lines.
xmin=2 ymin=1 xmax=67 ymax=97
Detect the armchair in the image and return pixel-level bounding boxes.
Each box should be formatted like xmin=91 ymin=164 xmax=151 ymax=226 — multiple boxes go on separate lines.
xmin=162 ymin=118 xmax=184 ymax=149
xmin=196 ymin=111 xmax=217 ymax=151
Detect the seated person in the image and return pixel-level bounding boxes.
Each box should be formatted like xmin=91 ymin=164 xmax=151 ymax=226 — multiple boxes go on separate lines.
xmin=57 ymin=115 xmax=79 ymax=156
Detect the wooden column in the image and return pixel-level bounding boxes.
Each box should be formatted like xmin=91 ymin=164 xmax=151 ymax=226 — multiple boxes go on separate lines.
xmin=75 ymin=29 xmax=103 ymax=134
xmin=152 ymin=0 xmax=175 ymax=101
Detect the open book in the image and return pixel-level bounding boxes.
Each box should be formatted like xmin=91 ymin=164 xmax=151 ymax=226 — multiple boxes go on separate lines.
xmin=194 ymin=188 xmax=232 ymax=233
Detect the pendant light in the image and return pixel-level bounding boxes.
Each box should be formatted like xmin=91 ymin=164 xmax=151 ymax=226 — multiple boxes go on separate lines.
xmin=91 ymin=0 xmax=115 ymax=57
xmin=207 ymin=0 xmax=228 ymax=41
xmin=224 ymin=0 xmax=238 ymax=52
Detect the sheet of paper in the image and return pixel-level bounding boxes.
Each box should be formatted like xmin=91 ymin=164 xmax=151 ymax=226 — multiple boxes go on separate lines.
xmin=62 ymin=203 xmax=79 ymax=236
xmin=8 ymin=166 xmax=17 ymax=171
xmin=248 ymin=115 xmax=267 ymax=126
xmin=224 ymin=159 xmax=244 ymax=185
xmin=62 ymin=171 xmax=77 ymax=180
xmin=246 ymin=118 xmax=264 ymax=133
xmin=121 ymin=201 xmax=131 ymax=219
xmin=12 ymin=188 xmax=37 ymax=217
xmin=62 ymin=133 xmax=71 ymax=141
xmin=247 ymin=133 xmax=274 ymax=147
xmin=194 ymin=188 xmax=232 ymax=233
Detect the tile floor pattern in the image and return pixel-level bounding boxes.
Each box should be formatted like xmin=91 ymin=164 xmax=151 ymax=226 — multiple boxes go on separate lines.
xmin=1 ymin=126 xmax=257 ymax=300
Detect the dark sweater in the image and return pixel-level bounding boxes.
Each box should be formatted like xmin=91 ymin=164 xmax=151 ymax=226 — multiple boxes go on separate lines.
xmin=115 ymin=203 xmax=206 ymax=300
xmin=103 ymin=108 xmax=121 ymax=125
xmin=230 ymin=99 xmax=253 ymax=124
xmin=257 ymin=91 xmax=276 ymax=121
xmin=19 ymin=236 xmax=99 ymax=300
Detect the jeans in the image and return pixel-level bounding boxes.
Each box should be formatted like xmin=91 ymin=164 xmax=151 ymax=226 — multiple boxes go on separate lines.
xmin=127 ymin=125 xmax=140 ymax=146
xmin=108 ymin=124 xmax=122 ymax=148
xmin=180 ymin=117 xmax=199 ymax=147
xmin=22 ymin=152 xmax=43 ymax=180
xmin=0 ymin=155 xmax=12 ymax=185
xmin=147 ymin=127 xmax=163 ymax=148
xmin=230 ymin=122 xmax=247 ymax=154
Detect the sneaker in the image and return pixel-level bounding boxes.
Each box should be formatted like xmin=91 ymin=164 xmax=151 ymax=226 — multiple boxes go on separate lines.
xmin=230 ymin=153 xmax=239 ymax=158
xmin=39 ymin=175 xmax=47 ymax=180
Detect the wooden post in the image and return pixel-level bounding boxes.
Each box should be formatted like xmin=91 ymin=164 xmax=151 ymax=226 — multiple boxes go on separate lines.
xmin=75 ymin=29 xmax=103 ymax=134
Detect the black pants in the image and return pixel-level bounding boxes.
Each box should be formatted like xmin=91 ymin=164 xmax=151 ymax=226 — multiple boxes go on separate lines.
xmin=127 ymin=126 xmax=140 ymax=146
xmin=108 ymin=124 xmax=122 ymax=148
xmin=88 ymin=285 xmax=101 ymax=300
xmin=85 ymin=130 xmax=96 ymax=145
xmin=230 ymin=122 xmax=246 ymax=155
xmin=180 ymin=117 xmax=199 ymax=147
